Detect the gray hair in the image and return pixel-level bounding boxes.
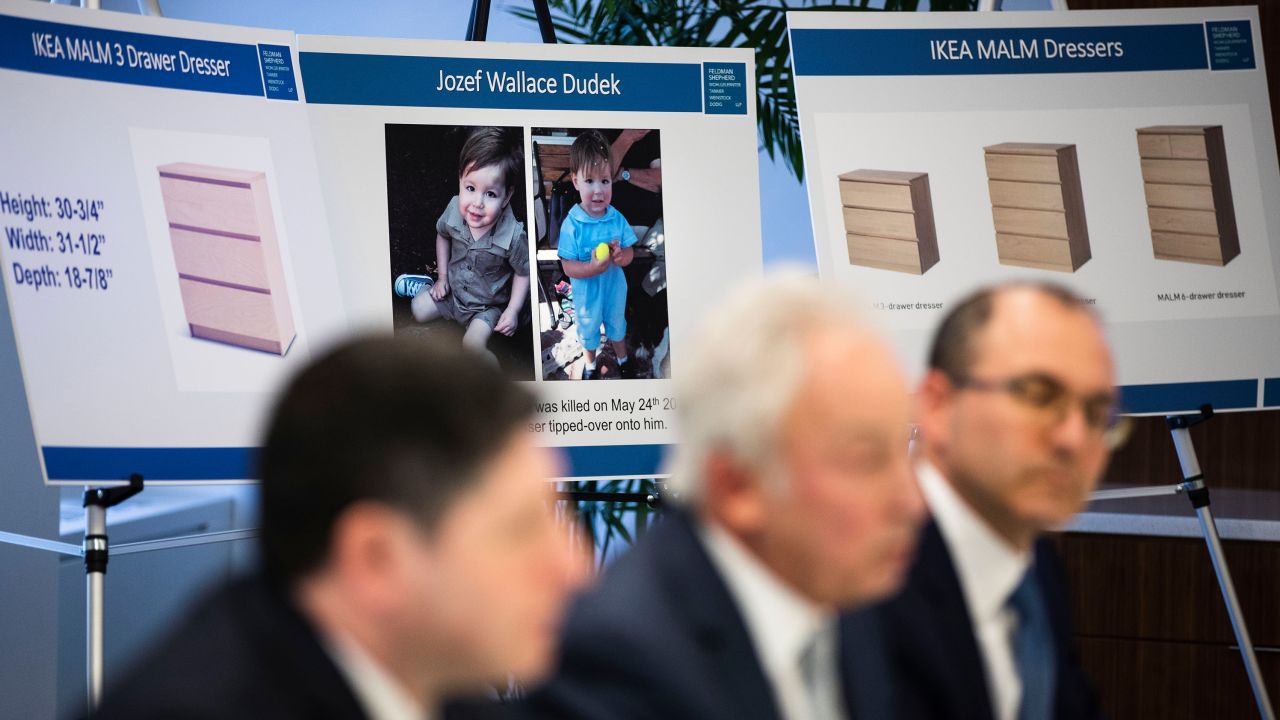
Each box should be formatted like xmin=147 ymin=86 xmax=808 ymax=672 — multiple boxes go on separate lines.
xmin=666 ymin=269 xmax=877 ymax=505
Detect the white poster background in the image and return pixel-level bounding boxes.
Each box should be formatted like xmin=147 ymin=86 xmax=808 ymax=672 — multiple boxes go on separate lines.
xmin=789 ymin=8 xmax=1280 ymax=402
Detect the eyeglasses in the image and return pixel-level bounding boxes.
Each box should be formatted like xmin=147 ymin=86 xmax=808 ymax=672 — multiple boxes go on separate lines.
xmin=953 ymin=372 xmax=1132 ymax=449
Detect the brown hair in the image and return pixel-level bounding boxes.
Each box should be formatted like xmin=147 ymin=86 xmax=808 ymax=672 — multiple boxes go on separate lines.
xmin=458 ymin=126 xmax=523 ymax=193
xmin=928 ymin=282 xmax=1094 ymax=382
xmin=569 ymin=129 xmax=612 ymax=176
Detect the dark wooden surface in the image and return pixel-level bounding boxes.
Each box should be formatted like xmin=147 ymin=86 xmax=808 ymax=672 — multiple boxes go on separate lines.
xmin=1057 ymin=530 xmax=1280 ymax=718
xmin=1104 ymin=411 xmax=1280 ymax=491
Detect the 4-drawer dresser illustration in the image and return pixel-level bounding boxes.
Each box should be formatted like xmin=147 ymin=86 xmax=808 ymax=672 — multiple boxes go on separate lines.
xmin=984 ymin=142 xmax=1091 ymax=272
xmin=838 ymin=169 xmax=939 ymax=274
xmin=157 ymin=163 xmax=297 ymax=355
xmin=1136 ymin=125 xmax=1240 ymax=266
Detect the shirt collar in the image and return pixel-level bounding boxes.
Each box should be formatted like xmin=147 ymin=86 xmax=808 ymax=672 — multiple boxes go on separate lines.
xmin=568 ymin=203 xmax=613 ymax=224
xmin=448 ymin=200 xmax=516 ymax=250
xmin=322 ymin=629 xmax=431 ymax=720
xmin=917 ymin=460 xmax=1030 ymax=621
xmin=697 ymin=519 xmax=832 ymax=677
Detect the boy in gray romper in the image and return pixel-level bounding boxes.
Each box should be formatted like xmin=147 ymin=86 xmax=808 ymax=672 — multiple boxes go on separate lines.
xmin=399 ymin=127 xmax=529 ymax=365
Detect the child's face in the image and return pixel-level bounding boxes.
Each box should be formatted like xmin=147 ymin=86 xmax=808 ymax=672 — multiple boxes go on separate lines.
xmin=459 ymin=163 xmax=513 ymax=237
xmin=571 ymin=160 xmax=613 ymax=218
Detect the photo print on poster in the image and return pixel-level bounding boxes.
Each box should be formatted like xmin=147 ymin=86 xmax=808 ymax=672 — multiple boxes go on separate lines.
xmin=532 ymin=127 xmax=669 ymax=381
xmin=385 ymin=124 xmax=536 ymax=380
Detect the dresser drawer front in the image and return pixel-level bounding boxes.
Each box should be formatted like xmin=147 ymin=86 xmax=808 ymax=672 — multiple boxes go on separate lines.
xmin=170 ymin=227 xmax=269 ymax=290
xmin=995 ymin=234 xmax=1074 ymax=270
xmin=988 ymin=180 xmax=1065 ymax=212
xmin=1137 ymin=134 xmax=1172 ymax=159
xmin=992 ymin=206 xmax=1069 ymax=240
xmin=1169 ymin=133 xmax=1208 ymax=160
xmin=159 ymin=175 xmax=261 ymax=237
xmin=1151 ymin=232 xmax=1225 ymax=263
xmin=840 ymin=180 xmax=915 ymax=212
xmin=985 ymin=153 xmax=1062 ymax=184
xmin=178 ymin=277 xmax=283 ymax=345
xmin=1142 ymin=183 xmax=1215 ymax=212
xmin=846 ymin=234 xmax=926 ymax=274
xmin=842 ymin=206 xmax=919 ymax=241
xmin=1140 ymin=158 xmax=1211 ymax=186
xmin=1148 ymin=207 xmax=1219 ymax=237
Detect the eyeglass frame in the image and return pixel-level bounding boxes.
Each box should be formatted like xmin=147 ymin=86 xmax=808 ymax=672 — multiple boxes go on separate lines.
xmin=948 ymin=371 xmax=1132 ymax=449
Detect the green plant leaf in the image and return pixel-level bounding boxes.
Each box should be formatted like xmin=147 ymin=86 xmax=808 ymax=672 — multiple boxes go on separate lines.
xmin=511 ymin=0 xmax=976 ymax=182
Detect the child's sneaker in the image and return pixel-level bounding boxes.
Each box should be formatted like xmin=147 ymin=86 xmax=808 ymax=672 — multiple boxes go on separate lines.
xmin=581 ymin=364 xmax=598 ymax=380
xmin=619 ymin=360 xmax=637 ymax=380
xmin=394 ymin=274 xmax=433 ymax=298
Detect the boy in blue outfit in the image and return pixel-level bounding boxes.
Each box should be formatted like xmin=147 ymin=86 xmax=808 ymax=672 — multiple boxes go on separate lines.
xmin=558 ymin=129 xmax=638 ymax=380
xmin=395 ymin=127 xmax=529 ymax=366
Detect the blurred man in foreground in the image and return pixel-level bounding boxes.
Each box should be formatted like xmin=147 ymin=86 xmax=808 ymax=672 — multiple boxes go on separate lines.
xmin=526 ymin=272 xmax=925 ymax=720
xmin=94 ymin=336 xmax=584 ymax=720
xmin=869 ymin=283 xmax=1116 ymax=720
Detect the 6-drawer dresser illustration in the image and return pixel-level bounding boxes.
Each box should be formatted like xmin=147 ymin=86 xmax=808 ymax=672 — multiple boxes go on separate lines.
xmin=984 ymin=142 xmax=1091 ymax=272
xmin=1136 ymin=125 xmax=1240 ymax=266
xmin=157 ymin=163 xmax=297 ymax=355
xmin=838 ymin=169 xmax=939 ymax=274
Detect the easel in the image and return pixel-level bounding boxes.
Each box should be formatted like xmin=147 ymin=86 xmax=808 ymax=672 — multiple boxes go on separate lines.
xmin=1089 ymin=406 xmax=1275 ymax=719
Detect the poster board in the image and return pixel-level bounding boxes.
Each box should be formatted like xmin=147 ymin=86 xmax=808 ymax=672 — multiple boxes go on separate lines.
xmin=789 ymin=7 xmax=1280 ymax=414
xmin=0 ymin=0 xmax=761 ymax=483
xmin=297 ymin=34 xmax=759 ymax=480
xmin=0 ymin=1 xmax=348 ymax=484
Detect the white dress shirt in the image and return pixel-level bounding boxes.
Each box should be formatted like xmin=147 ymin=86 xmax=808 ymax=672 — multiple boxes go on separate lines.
xmin=698 ymin=520 xmax=845 ymax=720
xmin=917 ymin=461 xmax=1031 ymax=720
xmin=323 ymin=629 xmax=431 ymax=720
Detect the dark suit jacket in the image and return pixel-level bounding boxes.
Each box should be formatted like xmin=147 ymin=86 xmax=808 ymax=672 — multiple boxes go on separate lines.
xmin=860 ymin=520 xmax=1103 ymax=720
xmin=91 ymin=573 xmax=503 ymax=720
xmin=524 ymin=510 xmax=891 ymax=720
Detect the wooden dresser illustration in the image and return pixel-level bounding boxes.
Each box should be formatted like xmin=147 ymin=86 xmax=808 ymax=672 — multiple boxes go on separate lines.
xmin=984 ymin=143 xmax=1091 ymax=272
xmin=838 ymin=169 xmax=939 ymax=275
xmin=1136 ymin=125 xmax=1239 ymax=266
xmin=157 ymin=163 xmax=296 ymax=355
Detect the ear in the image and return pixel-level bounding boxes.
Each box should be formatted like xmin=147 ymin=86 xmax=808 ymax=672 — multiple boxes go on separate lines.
xmin=328 ymin=502 xmax=418 ymax=608
xmin=702 ymin=451 xmax=769 ymax=536
xmin=915 ymin=369 xmax=954 ymax=451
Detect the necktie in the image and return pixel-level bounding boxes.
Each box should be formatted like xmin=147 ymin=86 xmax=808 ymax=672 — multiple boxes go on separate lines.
xmin=1008 ymin=568 xmax=1057 ymax=720
xmin=800 ymin=628 xmax=844 ymax=720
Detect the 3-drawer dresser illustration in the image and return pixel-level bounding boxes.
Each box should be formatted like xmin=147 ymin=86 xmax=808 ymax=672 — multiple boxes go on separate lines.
xmin=838 ymin=169 xmax=939 ymax=274
xmin=157 ymin=163 xmax=297 ymax=355
xmin=1136 ymin=125 xmax=1239 ymax=266
xmin=984 ymin=143 xmax=1091 ymax=272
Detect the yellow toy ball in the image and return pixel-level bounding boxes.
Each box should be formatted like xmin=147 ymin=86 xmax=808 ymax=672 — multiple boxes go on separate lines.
xmin=594 ymin=242 xmax=610 ymax=261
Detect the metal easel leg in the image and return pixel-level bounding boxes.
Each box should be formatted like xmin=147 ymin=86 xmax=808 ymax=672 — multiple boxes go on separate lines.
xmin=82 ymin=474 xmax=143 ymax=714
xmin=1167 ymin=409 xmax=1274 ymax=720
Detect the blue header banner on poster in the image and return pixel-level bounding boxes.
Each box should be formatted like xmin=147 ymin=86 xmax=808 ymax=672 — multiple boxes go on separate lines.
xmin=299 ymin=52 xmax=704 ymax=112
xmin=41 ymin=443 xmax=670 ymax=482
xmin=1118 ymin=379 xmax=1257 ymax=415
xmin=0 ymin=13 xmax=267 ymax=96
xmin=791 ymin=24 xmax=1211 ymax=76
